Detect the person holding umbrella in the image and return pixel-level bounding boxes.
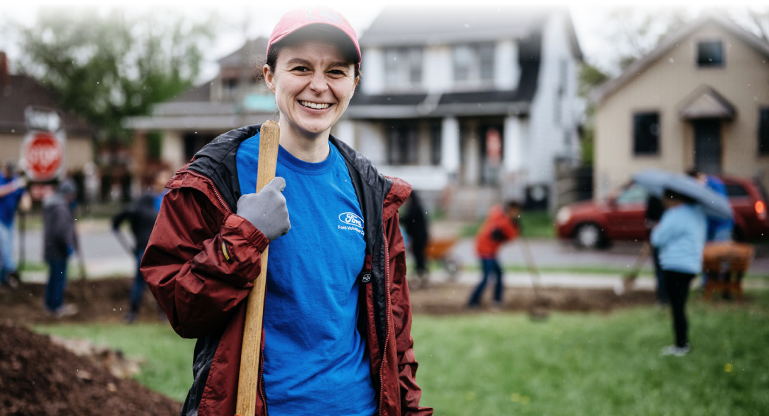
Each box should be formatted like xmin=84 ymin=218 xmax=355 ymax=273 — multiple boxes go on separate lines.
xmin=650 ymin=189 xmax=706 ymax=356
xmin=140 ymin=6 xmax=431 ymax=416
xmin=634 ymin=169 xmax=733 ymax=356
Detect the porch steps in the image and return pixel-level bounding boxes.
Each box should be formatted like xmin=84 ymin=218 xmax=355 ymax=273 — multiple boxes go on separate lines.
xmin=446 ymin=186 xmax=502 ymax=220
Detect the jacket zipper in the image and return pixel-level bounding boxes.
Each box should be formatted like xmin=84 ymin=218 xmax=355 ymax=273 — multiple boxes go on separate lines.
xmin=378 ymin=230 xmax=391 ymax=415
xmin=188 ymin=168 xmax=265 ymax=412
xmin=184 ymin=170 xmax=232 ymax=214
xmin=259 ymin=358 xmax=267 ymax=415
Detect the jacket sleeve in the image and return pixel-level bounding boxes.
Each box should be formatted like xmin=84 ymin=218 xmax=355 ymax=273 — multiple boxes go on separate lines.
xmin=50 ymin=204 xmax=76 ymax=252
xmin=650 ymin=209 xmax=677 ymax=249
xmin=386 ymin=212 xmax=434 ymax=415
xmin=140 ymin=186 xmax=269 ymax=339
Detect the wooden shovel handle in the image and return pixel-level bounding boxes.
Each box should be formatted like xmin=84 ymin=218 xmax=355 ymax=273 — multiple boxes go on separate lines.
xmin=235 ymin=120 xmax=280 ymax=416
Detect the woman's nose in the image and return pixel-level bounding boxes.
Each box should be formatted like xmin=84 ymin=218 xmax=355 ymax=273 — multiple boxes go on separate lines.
xmin=309 ymin=71 xmax=328 ymax=93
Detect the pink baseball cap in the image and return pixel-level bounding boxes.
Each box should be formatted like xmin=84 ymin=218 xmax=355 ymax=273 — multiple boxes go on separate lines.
xmin=267 ymin=6 xmax=361 ymax=68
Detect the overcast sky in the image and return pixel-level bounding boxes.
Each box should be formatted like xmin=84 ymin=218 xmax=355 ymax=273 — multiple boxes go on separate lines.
xmin=1 ymin=0 xmax=767 ymax=81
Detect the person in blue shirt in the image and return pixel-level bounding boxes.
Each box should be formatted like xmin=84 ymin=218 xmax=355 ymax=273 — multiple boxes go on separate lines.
xmin=650 ymin=189 xmax=707 ymax=357
xmin=687 ymin=169 xmax=733 ymax=241
xmin=0 ymin=162 xmax=26 ymax=288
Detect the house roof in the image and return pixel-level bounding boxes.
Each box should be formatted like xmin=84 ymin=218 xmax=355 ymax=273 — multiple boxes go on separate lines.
xmin=0 ymin=75 xmax=92 ymax=135
xmin=592 ymin=13 xmax=769 ymax=105
xmin=359 ymin=6 xmax=582 ymax=60
xmin=347 ymin=30 xmax=542 ymax=119
xmin=217 ymin=37 xmax=268 ymax=68
xmin=360 ymin=6 xmax=549 ymax=47
xmin=170 ymin=81 xmax=212 ymax=103
xmin=678 ymin=86 xmax=736 ymax=120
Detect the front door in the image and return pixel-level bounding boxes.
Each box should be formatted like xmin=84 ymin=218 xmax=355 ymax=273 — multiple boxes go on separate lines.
xmin=693 ymin=118 xmax=722 ymax=174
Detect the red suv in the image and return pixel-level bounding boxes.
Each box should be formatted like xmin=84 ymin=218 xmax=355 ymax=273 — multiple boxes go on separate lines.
xmin=555 ymin=175 xmax=769 ymax=248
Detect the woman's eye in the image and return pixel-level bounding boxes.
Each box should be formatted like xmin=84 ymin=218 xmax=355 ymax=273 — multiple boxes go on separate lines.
xmin=329 ymin=70 xmax=347 ymax=76
xmin=291 ymin=66 xmax=310 ymax=72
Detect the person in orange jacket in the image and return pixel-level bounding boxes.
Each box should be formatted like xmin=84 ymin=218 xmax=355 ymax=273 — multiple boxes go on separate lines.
xmin=468 ymin=201 xmax=521 ymax=307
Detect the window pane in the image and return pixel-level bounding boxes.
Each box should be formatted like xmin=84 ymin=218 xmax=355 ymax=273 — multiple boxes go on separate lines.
xmin=633 ymin=112 xmax=660 ymax=155
xmin=479 ymin=44 xmax=495 ymax=80
xmin=408 ymin=48 xmax=422 ymax=84
xmin=430 ymin=121 xmax=442 ymax=166
xmin=616 ymin=184 xmax=648 ymax=205
xmin=453 ymin=45 xmax=472 ymax=81
xmin=725 ymin=184 xmax=749 ymax=198
xmin=697 ymin=41 xmax=723 ymax=67
xmin=387 ymin=123 xmax=418 ymax=165
xmin=759 ymin=108 xmax=769 ymax=155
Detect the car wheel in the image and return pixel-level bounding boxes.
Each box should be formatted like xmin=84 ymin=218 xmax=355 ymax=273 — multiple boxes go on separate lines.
xmin=574 ymin=223 xmax=603 ymax=249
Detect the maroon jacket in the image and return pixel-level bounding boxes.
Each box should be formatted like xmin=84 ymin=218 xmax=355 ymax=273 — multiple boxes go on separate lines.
xmin=140 ymin=125 xmax=432 ymax=416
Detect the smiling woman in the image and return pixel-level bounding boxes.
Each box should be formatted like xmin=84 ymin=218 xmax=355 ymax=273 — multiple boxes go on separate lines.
xmin=139 ymin=5 xmax=432 ymax=416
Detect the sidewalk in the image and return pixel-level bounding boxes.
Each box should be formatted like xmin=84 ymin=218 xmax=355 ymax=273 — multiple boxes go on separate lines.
xmin=20 ymin=260 xmax=769 ymax=292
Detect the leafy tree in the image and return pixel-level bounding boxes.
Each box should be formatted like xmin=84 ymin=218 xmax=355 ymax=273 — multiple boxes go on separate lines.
xmin=15 ymin=8 xmax=217 ymax=144
xmin=577 ymin=63 xmax=609 ymax=167
xmin=605 ymin=8 xmax=690 ymax=71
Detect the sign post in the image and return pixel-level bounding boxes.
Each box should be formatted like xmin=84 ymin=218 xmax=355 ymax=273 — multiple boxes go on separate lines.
xmin=18 ymin=106 xmax=67 ymax=282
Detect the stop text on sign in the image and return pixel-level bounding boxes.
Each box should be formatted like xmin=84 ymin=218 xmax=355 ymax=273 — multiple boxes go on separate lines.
xmin=22 ymin=131 xmax=64 ymax=182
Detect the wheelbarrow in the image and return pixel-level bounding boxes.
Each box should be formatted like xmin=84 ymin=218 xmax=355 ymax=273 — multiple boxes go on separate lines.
xmin=425 ymin=237 xmax=461 ymax=281
xmin=702 ymin=242 xmax=754 ymax=301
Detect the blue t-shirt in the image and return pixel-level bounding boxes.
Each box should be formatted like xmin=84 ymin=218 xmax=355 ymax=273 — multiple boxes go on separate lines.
xmin=236 ymin=134 xmax=376 ymax=416
xmin=0 ymin=175 xmax=24 ymax=227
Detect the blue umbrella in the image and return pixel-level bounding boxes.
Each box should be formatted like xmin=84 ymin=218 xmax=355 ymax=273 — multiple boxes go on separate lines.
xmin=632 ymin=169 xmax=733 ymax=220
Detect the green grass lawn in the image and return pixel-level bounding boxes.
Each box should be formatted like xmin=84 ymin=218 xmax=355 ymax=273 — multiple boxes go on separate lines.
xmin=460 ymin=210 xmax=556 ymax=240
xmin=35 ymin=293 xmax=769 ymax=415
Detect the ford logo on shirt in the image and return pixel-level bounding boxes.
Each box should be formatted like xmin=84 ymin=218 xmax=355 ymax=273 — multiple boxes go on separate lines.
xmin=339 ymin=212 xmax=364 ymax=229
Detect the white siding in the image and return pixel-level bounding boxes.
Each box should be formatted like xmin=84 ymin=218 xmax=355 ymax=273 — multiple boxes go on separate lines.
xmin=526 ymin=11 xmax=581 ymax=191
xmin=494 ymin=40 xmax=520 ymax=91
xmin=361 ymin=48 xmax=385 ymax=95
xmin=424 ymin=45 xmax=453 ymax=93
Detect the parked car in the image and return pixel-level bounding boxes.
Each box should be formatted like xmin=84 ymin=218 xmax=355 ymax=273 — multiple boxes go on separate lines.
xmin=555 ymin=175 xmax=769 ymax=248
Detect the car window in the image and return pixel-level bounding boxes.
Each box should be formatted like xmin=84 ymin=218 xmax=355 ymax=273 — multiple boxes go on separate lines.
xmin=616 ymin=184 xmax=648 ymax=205
xmin=725 ymin=184 xmax=749 ymax=198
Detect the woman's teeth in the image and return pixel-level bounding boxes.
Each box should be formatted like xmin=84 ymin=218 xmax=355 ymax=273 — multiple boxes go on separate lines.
xmin=300 ymin=101 xmax=331 ymax=110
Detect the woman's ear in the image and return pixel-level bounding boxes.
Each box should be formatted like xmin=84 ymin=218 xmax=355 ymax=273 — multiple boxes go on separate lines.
xmin=350 ymin=76 xmax=359 ymax=98
xmin=263 ymin=64 xmax=276 ymax=93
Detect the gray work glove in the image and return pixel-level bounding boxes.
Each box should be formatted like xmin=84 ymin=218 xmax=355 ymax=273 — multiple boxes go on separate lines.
xmin=236 ymin=177 xmax=291 ymax=242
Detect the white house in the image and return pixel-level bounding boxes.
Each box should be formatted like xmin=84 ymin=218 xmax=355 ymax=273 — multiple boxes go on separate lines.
xmin=126 ymin=8 xmax=584 ymax=216
xmin=338 ymin=6 xmax=584 ymax=215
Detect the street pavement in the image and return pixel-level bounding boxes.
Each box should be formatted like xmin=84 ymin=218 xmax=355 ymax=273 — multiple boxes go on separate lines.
xmin=13 ymin=219 xmax=769 ymax=288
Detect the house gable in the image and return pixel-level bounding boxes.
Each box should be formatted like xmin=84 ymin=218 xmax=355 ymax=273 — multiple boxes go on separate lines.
xmin=593 ymin=15 xmax=769 ymax=197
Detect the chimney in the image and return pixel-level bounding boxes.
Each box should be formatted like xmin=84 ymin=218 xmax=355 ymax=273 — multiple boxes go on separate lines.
xmin=0 ymin=51 xmax=8 ymax=88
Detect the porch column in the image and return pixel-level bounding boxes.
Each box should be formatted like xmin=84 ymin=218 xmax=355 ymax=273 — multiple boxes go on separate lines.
xmin=503 ymin=115 xmax=523 ymax=172
xmin=503 ymin=115 xmax=525 ymax=201
xmin=441 ymin=117 xmax=460 ymax=176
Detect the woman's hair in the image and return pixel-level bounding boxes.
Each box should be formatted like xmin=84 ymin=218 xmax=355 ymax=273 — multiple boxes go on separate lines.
xmin=663 ymin=189 xmax=697 ymax=205
xmin=263 ymin=25 xmax=361 ymax=80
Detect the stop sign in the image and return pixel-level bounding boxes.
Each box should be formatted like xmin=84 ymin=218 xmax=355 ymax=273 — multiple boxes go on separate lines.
xmin=22 ymin=131 xmax=64 ymax=181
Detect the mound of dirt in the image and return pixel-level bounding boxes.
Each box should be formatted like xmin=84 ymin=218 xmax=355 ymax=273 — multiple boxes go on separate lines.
xmin=0 ymin=278 xmax=163 ymax=325
xmin=0 ymin=323 xmax=181 ymax=416
xmin=408 ymin=283 xmax=659 ymax=314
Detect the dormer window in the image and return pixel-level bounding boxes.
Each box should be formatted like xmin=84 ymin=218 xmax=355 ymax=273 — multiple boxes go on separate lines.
xmin=452 ymin=43 xmax=495 ymax=85
xmin=222 ymin=77 xmax=239 ymax=100
xmin=384 ymin=47 xmax=422 ymax=89
xmin=697 ymin=40 xmax=724 ymax=67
